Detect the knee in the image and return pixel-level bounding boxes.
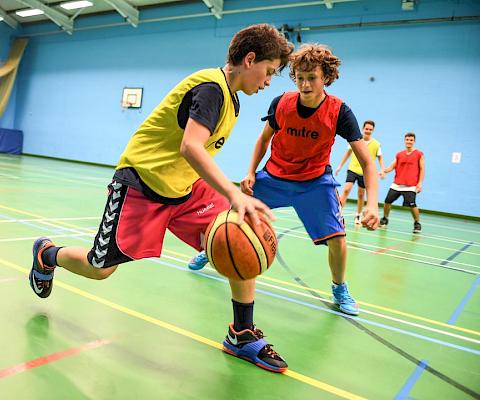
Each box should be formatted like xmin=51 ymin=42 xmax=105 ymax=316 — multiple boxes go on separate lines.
xmin=92 ymin=266 xmax=117 ymax=280
xmin=327 ymin=236 xmax=346 ymax=250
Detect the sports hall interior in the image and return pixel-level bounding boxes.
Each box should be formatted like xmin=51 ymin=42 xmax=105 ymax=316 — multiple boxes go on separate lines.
xmin=0 ymin=0 xmax=479 ymax=399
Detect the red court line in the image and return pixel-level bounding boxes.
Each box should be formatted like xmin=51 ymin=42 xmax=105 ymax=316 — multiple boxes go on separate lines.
xmin=370 ymin=235 xmax=421 ymax=255
xmin=0 ymin=339 xmax=110 ymax=379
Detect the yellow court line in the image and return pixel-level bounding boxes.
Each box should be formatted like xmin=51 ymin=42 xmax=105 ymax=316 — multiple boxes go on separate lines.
xmin=162 ymin=249 xmax=480 ymax=338
xmin=0 ymin=257 xmax=365 ymax=400
xmin=3 ymin=202 xmax=479 ymax=337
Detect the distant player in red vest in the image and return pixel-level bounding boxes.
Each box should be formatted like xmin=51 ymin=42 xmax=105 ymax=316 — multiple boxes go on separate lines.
xmin=380 ymin=133 xmax=425 ymax=233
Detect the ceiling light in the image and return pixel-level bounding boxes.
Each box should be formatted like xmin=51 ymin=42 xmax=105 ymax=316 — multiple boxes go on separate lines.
xmin=60 ymin=0 xmax=93 ymax=10
xmin=16 ymin=9 xmax=45 ymax=17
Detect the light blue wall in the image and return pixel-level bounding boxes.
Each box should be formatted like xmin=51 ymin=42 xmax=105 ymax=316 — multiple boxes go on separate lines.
xmin=4 ymin=0 xmax=480 ymax=216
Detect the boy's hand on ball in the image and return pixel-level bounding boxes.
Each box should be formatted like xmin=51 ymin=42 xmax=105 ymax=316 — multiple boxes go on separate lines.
xmin=230 ymin=192 xmax=274 ymax=225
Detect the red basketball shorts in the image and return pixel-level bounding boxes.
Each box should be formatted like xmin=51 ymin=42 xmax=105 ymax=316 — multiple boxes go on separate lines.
xmin=87 ymin=178 xmax=230 ymax=268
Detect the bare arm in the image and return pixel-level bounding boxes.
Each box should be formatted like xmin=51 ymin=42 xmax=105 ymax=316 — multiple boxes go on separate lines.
xmin=180 ymin=118 xmax=273 ymax=224
xmin=378 ymin=154 xmax=386 ymax=179
xmin=240 ymin=122 xmax=274 ymax=196
xmin=384 ymin=159 xmax=397 ymax=174
xmin=350 ymin=140 xmax=379 ymax=230
xmin=416 ymin=155 xmax=425 ymax=193
xmin=335 ymin=148 xmax=353 ymax=176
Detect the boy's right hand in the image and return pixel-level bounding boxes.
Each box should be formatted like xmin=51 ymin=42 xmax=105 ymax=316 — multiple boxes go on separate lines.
xmin=229 ymin=190 xmax=274 ymax=226
xmin=240 ymin=173 xmax=256 ymax=196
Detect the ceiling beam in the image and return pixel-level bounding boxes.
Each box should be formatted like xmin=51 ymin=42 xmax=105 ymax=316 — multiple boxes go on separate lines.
xmin=0 ymin=7 xmax=19 ymax=29
xmin=16 ymin=0 xmax=73 ymax=34
xmin=103 ymin=0 xmax=139 ymax=27
xmin=202 ymin=0 xmax=223 ymax=19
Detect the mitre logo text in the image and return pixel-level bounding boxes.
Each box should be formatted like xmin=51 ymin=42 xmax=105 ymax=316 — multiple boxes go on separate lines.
xmin=286 ymin=127 xmax=319 ymax=139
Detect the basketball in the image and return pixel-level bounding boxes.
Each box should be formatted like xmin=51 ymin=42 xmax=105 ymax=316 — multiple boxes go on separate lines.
xmin=203 ymin=209 xmax=277 ymax=280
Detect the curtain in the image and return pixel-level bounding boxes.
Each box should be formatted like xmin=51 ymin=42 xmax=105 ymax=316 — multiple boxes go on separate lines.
xmin=0 ymin=38 xmax=28 ymax=118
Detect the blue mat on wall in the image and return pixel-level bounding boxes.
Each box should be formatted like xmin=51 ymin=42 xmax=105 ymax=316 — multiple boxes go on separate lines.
xmin=0 ymin=128 xmax=23 ymax=154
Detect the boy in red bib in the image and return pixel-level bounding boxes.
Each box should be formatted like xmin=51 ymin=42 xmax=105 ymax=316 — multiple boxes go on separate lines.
xmin=380 ymin=132 xmax=425 ymax=233
xmin=190 ymin=44 xmax=380 ymax=316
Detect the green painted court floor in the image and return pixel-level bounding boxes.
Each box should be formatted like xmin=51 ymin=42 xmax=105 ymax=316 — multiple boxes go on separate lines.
xmin=0 ymin=154 xmax=479 ymax=399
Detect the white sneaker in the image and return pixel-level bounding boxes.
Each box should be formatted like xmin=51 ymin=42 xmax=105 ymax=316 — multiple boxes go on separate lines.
xmin=354 ymin=214 xmax=361 ymax=225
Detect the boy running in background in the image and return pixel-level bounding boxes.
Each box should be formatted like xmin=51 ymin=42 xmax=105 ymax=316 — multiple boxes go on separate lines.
xmin=380 ymin=132 xmax=425 ymax=233
xmin=190 ymin=44 xmax=379 ymax=316
xmin=29 ymin=24 xmax=293 ymax=373
xmin=335 ymin=120 xmax=385 ymax=224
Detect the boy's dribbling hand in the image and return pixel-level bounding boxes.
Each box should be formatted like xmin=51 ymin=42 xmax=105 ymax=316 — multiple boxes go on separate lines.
xmin=230 ymin=190 xmax=274 ymax=226
xmin=361 ymin=206 xmax=379 ymax=231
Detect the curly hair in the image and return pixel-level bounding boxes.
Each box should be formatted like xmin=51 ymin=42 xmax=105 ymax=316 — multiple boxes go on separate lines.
xmin=289 ymin=44 xmax=341 ymax=86
xmin=228 ymin=24 xmax=294 ymax=71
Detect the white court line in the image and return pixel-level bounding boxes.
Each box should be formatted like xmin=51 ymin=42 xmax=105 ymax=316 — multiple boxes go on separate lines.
xmin=275 ymin=222 xmax=480 ymax=269
xmin=159 ymin=253 xmax=480 ymax=346
xmin=0 ymin=233 xmax=91 ymax=242
xmin=0 ymin=159 xmax=113 ymax=179
xmin=275 ymin=211 xmax=480 ymax=250
xmin=275 ymin=214 xmax=480 ymax=256
xmin=0 ymin=163 xmax=109 ymax=187
xmin=0 ymin=217 xmax=100 ymax=224
xmin=275 ymin=229 xmax=480 ymax=275
xmin=3 ymin=226 xmax=480 ymax=351
xmin=339 ymin=205 xmax=480 ymax=235
xmin=3 ymin=211 xmax=478 ymax=272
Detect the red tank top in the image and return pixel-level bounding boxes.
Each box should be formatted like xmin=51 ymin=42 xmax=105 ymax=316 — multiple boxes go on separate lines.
xmin=265 ymin=92 xmax=342 ymax=181
xmin=394 ymin=149 xmax=423 ymax=186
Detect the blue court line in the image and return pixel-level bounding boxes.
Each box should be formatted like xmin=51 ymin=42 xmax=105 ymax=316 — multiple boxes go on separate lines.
xmin=166 ymin=262 xmax=480 ymax=356
xmin=448 ymin=275 xmax=480 ymax=325
xmin=395 ymin=359 xmax=429 ymax=400
xmin=0 ymin=213 xmax=69 ymax=236
xmin=441 ymin=241 xmax=474 ymax=266
xmin=7 ymin=221 xmax=480 ymax=356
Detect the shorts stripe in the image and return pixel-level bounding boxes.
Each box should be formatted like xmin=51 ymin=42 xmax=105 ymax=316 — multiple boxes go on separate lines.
xmin=313 ymin=231 xmax=346 ymax=245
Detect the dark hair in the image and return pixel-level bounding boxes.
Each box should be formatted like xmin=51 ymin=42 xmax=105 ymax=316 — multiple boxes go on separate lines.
xmin=228 ymin=24 xmax=294 ymax=71
xmin=289 ymin=44 xmax=341 ymax=86
xmin=405 ymin=132 xmax=416 ymax=139
xmin=363 ymin=120 xmax=375 ymax=128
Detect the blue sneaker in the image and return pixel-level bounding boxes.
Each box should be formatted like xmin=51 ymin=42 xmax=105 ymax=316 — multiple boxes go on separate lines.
xmin=188 ymin=250 xmax=209 ymax=271
xmin=223 ymin=324 xmax=288 ymax=373
xmin=29 ymin=237 xmax=56 ymax=299
xmin=332 ymin=282 xmax=359 ymax=316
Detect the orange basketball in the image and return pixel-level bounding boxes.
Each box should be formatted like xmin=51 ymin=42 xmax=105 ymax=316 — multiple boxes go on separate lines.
xmin=203 ymin=209 xmax=277 ymax=280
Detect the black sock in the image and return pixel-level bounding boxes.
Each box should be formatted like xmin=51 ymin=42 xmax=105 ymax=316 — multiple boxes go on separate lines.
xmin=232 ymin=299 xmax=254 ymax=332
xmin=41 ymin=246 xmax=61 ymax=268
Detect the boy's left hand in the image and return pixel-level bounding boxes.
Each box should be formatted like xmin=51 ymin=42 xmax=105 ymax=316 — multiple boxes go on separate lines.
xmin=361 ymin=206 xmax=379 ymax=231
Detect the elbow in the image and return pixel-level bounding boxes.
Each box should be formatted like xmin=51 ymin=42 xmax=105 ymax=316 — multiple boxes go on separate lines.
xmin=180 ymin=140 xmax=193 ymax=159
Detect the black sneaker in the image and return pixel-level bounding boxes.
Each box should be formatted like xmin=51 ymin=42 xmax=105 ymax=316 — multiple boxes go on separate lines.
xmin=413 ymin=221 xmax=422 ymax=234
xmin=222 ymin=323 xmax=288 ymax=373
xmin=380 ymin=217 xmax=389 ymax=226
xmin=29 ymin=237 xmax=56 ymax=298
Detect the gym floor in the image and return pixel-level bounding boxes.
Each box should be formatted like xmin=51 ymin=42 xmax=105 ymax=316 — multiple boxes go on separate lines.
xmin=0 ymin=154 xmax=479 ymax=399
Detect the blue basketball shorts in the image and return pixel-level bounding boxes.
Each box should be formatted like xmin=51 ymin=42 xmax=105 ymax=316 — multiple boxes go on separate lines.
xmin=252 ymin=169 xmax=345 ymax=245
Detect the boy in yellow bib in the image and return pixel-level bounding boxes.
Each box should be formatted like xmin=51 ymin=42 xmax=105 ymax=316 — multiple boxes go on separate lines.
xmin=29 ymin=24 xmax=293 ymax=373
xmin=335 ymin=120 xmax=385 ymax=224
